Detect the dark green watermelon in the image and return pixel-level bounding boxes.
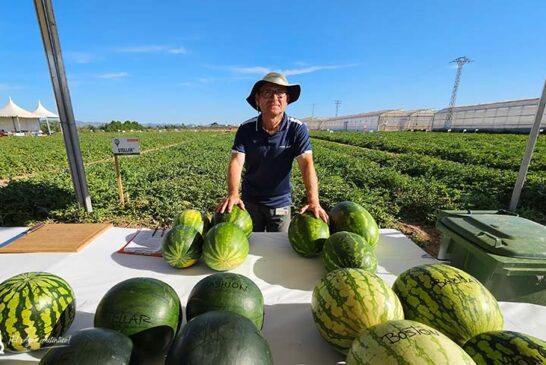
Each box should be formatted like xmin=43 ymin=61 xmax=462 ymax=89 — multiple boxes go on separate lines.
xmin=288 ymin=212 xmax=330 ymax=257
xmin=94 ymin=277 xmax=181 ymax=354
xmin=161 ymin=224 xmax=203 ymax=268
xmin=173 ymin=209 xmax=210 ymax=235
xmin=203 ymin=223 xmax=249 ymax=271
xmin=213 ymin=206 xmax=253 ymax=237
xmin=329 ymin=201 xmax=380 ymax=247
xmin=39 ymin=328 xmax=133 ymax=365
xmin=463 ymin=330 xmax=546 ymax=365
xmin=186 ymin=273 xmax=264 ymax=329
xmin=165 ymin=311 xmax=273 ymax=365
xmin=322 ymin=231 xmax=377 ymax=272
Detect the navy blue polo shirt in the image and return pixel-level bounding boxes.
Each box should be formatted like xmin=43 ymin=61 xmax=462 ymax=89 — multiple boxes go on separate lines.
xmin=232 ymin=113 xmax=312 ymax=208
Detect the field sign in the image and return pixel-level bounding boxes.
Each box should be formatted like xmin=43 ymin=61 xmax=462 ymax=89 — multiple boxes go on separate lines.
xmin=112 ymin=137 xmax=140 ymax=155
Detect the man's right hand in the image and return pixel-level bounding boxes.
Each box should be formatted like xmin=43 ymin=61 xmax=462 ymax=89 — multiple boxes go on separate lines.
xmin=215 ymin=195 xmax=245 ymax=214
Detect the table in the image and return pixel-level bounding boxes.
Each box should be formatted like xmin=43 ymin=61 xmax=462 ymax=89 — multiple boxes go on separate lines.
xmin=1 ymin=227 xmax=545 ymax=364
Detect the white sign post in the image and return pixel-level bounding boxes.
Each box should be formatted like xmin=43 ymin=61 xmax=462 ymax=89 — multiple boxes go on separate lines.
xmin=112 ymin=137 xmax=140 ymax=206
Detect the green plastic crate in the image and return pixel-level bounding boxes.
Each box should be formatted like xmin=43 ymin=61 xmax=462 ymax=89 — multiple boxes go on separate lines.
xmin=436 ymin=210 xmax=546 ymax=305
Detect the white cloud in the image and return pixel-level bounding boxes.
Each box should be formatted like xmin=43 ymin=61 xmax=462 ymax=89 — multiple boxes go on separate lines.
xmin=117 ymin=45 xmax=186 ymax=54
xmin=65 ymin=52 xmax=95 ymax=64
xmin=0 ymin=83 xmax=22 ymax=91
xmin=230 ymin=64 xmax=357 ymax=76
xmin=97 ymin=72 xmax=130 ymax=80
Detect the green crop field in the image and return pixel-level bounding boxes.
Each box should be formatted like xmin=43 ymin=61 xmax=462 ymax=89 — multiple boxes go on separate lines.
xmin=1 ymin=131 xmax=545 ymax=242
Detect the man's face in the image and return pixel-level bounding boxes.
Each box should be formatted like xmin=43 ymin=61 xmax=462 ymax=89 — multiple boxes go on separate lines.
xmin=255 ymin=82 xmax=290 ymax=116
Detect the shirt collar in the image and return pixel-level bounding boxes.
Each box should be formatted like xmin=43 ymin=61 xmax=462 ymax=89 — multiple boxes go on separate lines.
xmin=258 ymin=113 xmax=288 ymax=134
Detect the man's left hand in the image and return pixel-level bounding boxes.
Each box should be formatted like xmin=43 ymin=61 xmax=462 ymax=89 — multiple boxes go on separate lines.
xmin=300 ymin=202 xmax=329 ymax=224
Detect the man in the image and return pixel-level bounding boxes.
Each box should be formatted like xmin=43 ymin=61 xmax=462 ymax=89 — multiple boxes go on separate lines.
xmin=216 ymin=72 xmax=329 ymax=232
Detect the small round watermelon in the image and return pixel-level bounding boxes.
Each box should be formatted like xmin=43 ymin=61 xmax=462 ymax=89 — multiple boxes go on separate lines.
xmin=165 ymin=311 xmax=273 ymax=365
xmin=311 ymin=268 xmax=404 ymax=353
xmin=288 ymin=212 xmax=330 ymax=257
xmin=329 ymin=201 xmax=380 ymax=247
xmin=392 ymin=264 xmax=503 ymax=345
xmin=94 ymin=277 xmax=181 ymax=354
xmin=186 ymin=273 xmax=264 ymax=329
xmin=203 ymin=223 xmax=249 ymax=271
xmin=173 ymin=209 xmax=210 ymax=235
xmin=0 ymin=272 xmax=76 ymax=352
xmin=161 ymin=224 xmax=203 ymax=268
xmin=39 ymin=328 xmax=133 ymax=365
xmin=322 ymin=231 xmax=377 ymax=272
xmin=213 ymin=206 xmax=253 ymax=237
xmin=346 ymin=320 xmax=476 ymax=365
xmin=463 ymin=330 xmax=546 ymax=365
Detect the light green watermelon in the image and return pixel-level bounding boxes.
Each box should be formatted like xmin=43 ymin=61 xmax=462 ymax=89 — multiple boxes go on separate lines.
xmin=462 ymin=330 xmax=546 ymax=365
xmin=288 ymin=212 xmax=330 ymax=257
xmin=322 ymin=231 xmax=377 ymax=272
xmin=311 ymin=268 xmax=404 ymax=353
xmin=392 ymin=264 xmax=504 ymax=345
xmin=161 ymin=225 xmax=203 ymax=268
xmin=0 ymin=272 xmax=76 ymax=352
xmin=203 ymin=223 xmax=249 ymax=271
xmin=346 ymin=320 xmax=476 ymax=365
xmin=213 ymin=206 xmax=253 ymax=237
xmin=173 ymin=209 xmax=210 ymax=235
xmin=329 ymin=201 xmax=380 ymax=247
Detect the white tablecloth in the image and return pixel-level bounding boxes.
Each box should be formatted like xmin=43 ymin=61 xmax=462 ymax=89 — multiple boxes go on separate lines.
xmin=0 ymin=227 xmax=545 ymax=364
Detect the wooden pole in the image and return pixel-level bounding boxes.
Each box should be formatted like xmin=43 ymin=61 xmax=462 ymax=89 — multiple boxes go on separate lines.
xmin=114 ymin=155 xmax=125 ymax=206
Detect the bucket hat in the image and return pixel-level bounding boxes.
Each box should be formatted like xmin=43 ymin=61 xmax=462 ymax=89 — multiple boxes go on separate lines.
xmin=246 ymin=72 xmax=301 ymax=110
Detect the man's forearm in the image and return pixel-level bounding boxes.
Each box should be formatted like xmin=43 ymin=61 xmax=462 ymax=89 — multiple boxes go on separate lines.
xmin=299 ymin=156 xmax=320 ymax=204
xmin=227 ymin=155 xmax=244 ymax=197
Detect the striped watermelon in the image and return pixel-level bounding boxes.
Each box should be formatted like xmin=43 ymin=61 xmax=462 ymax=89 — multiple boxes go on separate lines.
xmin=346 ymin=320 xmax=476 ymax=365
xmin=462 ymin=330 xmax=546 ymax=365
xmin=392 ymin=264 xmax=503 ymax=345
xmin=173 ymin=209 xmax=210 ymax=235
xmin=288 ymin=212 xmax=330 ymax=257
xmin=322 ymin=231 xmax=377 ymax=272
xmin=213 ymin=206 xmax=253 ymax=237
xmin=161 ymin=224 xmax=203 ymax=268
xmin=329 ymin=201 xmax=380 ymax=247
xmin=203 ymin=223 xmax=249 ymax=271
xmin=186 ymin=273 xmax=264 ymax=329
xmin=0 ymin=272 xmax=76 ymax=352
xmin=311 ymin=268 xmax=404 ymax=353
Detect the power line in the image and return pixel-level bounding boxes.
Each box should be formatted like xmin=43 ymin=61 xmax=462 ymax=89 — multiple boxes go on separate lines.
xmin=445 ymin=56 xmax=473 ymax=128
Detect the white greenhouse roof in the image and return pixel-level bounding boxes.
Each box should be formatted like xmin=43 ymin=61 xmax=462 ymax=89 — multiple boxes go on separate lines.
xmin=0 ymin=97 xmax=38 ymax=118
xmin=32 ymin=100 xmax=59 ymax=118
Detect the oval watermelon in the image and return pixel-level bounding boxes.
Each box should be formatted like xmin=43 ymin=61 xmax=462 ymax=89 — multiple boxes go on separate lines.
xmin=392 ymin=264 xmax=503 ymax=345
xmin=161 ymin=224 xmax=203 ymax=268
xmin=173 ymin=209 xmax=210 ymax=235
xmin=39 ymin=328 xmax=133 ymax=365
xmin=462 ymin=330 xmax=546 ymax=365
xmin=311 ymin=268 xmax=404 ymax=353
xmin=186 ymin=273 xmax=264 ymax=329
xmin=288 ymin=212 xmax=330 ymax=257
xmin=166 ymin=311 xmax=273 ymax=365
xmin=0 ymin=272 xmax=76 ymax=352
xmin=346 ymin=320 xmax=476 ymax=365
xmin=94 ymin=277 xmax=181 ymax=354
xmin=213 ymin=206 xmax=253 ymax=237
xmin=329 ymin=201 xmax=380 ymax=247
xmin=322 ymin=231 xmax=377 ymax=272
xmin=203 ymin=223 xmax=249 ymax=271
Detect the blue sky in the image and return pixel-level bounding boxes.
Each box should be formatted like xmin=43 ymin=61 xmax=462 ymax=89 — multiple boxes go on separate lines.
xmin=1 ymin=0 xmax=545 ymax=125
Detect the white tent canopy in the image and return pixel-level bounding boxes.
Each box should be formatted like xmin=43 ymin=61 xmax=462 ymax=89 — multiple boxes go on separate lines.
xmin=0 ymin=97 xmax=41 ymax=133
xmin=32 ymin=100 xmax=58 ymax=118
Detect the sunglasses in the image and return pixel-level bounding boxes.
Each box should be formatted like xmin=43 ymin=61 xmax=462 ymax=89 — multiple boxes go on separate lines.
xmin=259 ymin=89 xmax=288 ymax=98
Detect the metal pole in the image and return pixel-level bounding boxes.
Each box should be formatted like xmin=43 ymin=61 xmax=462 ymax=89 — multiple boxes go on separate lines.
xmin=114 ymin=155 xmax=125 ymax=207
xmin=509 ymin=79 xmax=546 ymax=211
xmin=34 ymin=0 xmax=92 ymax=212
